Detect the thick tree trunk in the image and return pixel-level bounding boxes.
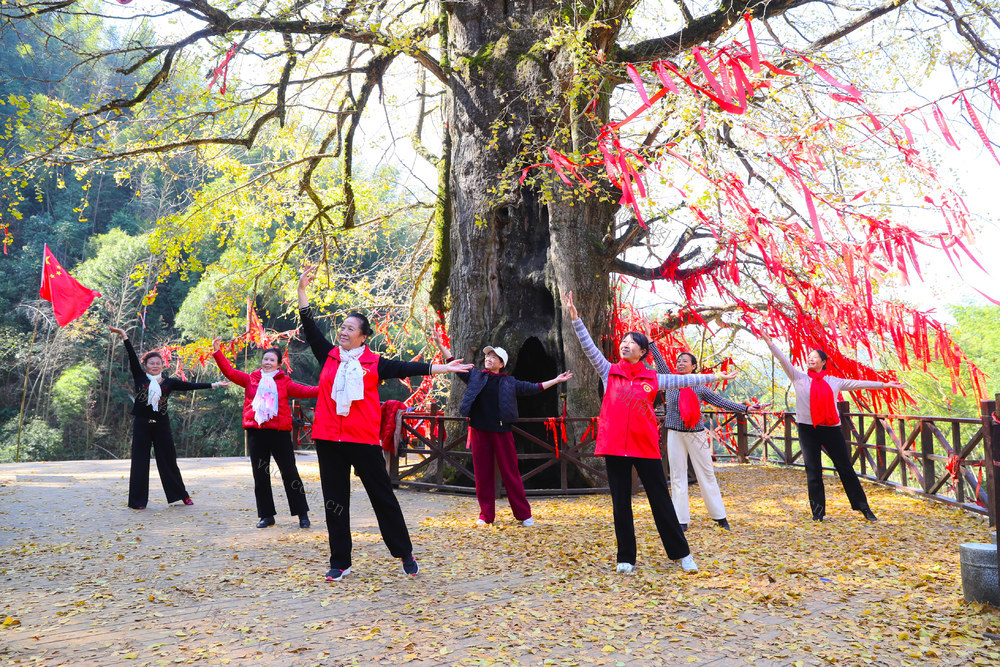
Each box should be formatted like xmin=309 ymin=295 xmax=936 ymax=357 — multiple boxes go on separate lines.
xmin=444 ymin=2 xmax=617 ymax=486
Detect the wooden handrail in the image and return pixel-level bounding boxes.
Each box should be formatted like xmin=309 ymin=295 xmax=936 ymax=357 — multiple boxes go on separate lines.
xmin=287 ymin=399 xmax=997 ymax=516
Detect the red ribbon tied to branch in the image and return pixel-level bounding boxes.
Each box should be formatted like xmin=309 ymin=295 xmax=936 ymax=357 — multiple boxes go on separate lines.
xmin=208 ymin=43 xmax=239 ymax=95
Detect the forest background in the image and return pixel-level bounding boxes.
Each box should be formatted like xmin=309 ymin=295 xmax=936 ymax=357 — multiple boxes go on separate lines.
xmin=1 ymin=1 xmax=998 ymax=465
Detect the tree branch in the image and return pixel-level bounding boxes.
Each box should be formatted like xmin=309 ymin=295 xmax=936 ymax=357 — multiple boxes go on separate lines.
xmin=616 ymin=0 xmax=812 ymax=62
xmin=612 ymin=224 xmax=722 ymax=281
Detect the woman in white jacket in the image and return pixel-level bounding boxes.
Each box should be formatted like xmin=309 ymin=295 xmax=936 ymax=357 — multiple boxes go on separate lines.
xmin=763 ymin=333 xmax=903 ymax=522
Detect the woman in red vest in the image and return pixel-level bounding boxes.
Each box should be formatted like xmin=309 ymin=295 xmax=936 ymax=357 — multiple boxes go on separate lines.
xmin=563 ymin=292 xmax=737 ymax=574
xmin=211 ymin=339 xmax=318 ymax=529
xmin=763 ymin=333 xmax=903 ymax=522
xmin=297 ymin=267 xmax=472 ymax=582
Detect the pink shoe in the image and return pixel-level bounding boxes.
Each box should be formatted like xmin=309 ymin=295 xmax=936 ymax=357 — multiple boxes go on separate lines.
xmin=182 ymin=497 xmax=194 ymax=506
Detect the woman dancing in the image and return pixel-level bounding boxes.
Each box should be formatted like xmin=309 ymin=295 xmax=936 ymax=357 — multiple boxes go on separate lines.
xmin=563 ymin=293 xmax=738 ymax=574
xmin=212 ymin=338 xmax=317 ymax=529
xmin=649 ymin=345 xmax=760 ymax=532
xmin=297 ymin=267 xmax=472 ymax=581
xmin=763 ymin=333 xmax=903 ymax=522
xmin=431 ymin=330 xmax=572 ymax=526
xmin=109 ymin=326 xmax=227 ymax=510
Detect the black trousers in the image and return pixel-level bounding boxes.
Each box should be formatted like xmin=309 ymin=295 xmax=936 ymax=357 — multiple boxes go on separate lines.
xmin=247 ymin=429 xmax=309 ymax=518
xmin=315 ymin=440 xmax=412 ymax=569
xmin=605 ymin=455 xmax=690 ymax=564
xmin=798 ymin=423 xmax=870 ymax=518
xmin=128 ymin=417 xmax=188 ymax=508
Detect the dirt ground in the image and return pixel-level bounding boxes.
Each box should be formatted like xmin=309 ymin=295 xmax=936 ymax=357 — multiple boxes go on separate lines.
xmin=1 ymin=455 xmax=998 ymax=666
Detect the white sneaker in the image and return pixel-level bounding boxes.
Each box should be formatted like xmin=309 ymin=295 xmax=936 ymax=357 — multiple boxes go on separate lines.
xmin=615 ymin=562 xmax=635 ymax=574
xmin=679 ymin=555 xmax=698 ymax=573
xmin=475 ymin=518 xmax=487 ymax=526
xmin=521 ymin=518 xmax=535 ymax=527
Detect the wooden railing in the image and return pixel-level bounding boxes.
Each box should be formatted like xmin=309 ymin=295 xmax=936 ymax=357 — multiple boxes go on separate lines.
xmin=291 ymin=396 xmax=1000 ymax=524
xmin=391 ymin=407 xmax=608 ymax=494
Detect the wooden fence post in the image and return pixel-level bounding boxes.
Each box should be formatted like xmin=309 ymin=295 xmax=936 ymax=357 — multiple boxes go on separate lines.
xmin=736 ymin=412 xmax=748 ymax=463
xmin=784 ymin=414 xmax=793 ymax=464
xmin=875 ymin=415 xmax=887 ymax=480
xmin=430 ymin=401 xmax=443 ymax=486
xmin=982 ymin=398 xmax=998 ymax=529
xmin=921 ymin=419 xmax=935 ymax=495
xmin=838 ymin=401 xmax=851 ymax=468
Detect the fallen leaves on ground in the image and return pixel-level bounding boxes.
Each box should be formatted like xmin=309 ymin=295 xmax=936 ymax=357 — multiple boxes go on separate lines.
xmin=0 ymin=460 xmax=997 ymax=666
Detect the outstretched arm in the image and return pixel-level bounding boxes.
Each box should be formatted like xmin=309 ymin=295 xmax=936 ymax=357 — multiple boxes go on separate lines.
xmin=431 ymin=329 xmax=470 ymax=384
xmin=430 ymin=329 xmax=451 ymax=359
xmin=563 ymin=291 xmax=611 ymax=384
xmin=378 ymin=357 xmax=474 ymax=380
xmin=287 ymin=380 xmax=320 ymax=399
xmin=168 ymin=378 xmax=229 ymax=392
xmin=512 ymin=371 xmax=574 ymax=397
xmin=297 ymin=267 xmax=335 ymax=363
xmin=696 ymin=385 xmax=750 ymax=414
xmin=761 ymin=332 xmax=802 ymax=382
xmin=430 ymin=359 xmax=475 ymax=375
xmin=838 ymin=378 xmax=905 ymax=391
xmin=110 ymin=326 xmax=145 ymax=382
xmin=540 ymin=371 xmax=573 ymax=391
xmin=297 ymin=265 xmax=316 ymax=309
xmin=648 ymin=343 xmax=671 ymax=374
xmin=211 ymin=338 xmax=251 ymax=388
xmin=657 ymin=369 xmax=735 ymax=391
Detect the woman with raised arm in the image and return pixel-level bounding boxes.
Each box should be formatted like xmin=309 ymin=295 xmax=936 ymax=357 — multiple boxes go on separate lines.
xmin=431 ymin=330 xmax=573 ymax=527
xmin=212 ymin=338 xmax=318 ymax=530
xmin=649 ymin=345 xmax=762 ymax=532
xmin=562 ymin=293 xmax=738 ymax=574
xmin=297 ymin=267 xmax=473 ymax=582
xmin=762 ymin=333 xmax=904 ymax=522
xmin=109 ymin=326 xmax=228 ymax=510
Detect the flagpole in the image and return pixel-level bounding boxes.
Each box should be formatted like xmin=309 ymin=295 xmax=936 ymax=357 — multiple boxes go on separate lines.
xmin=15 ymin=310 xmax=40 ymax=463
xmin=18 ymin=245 xmax=49 ymax=464
xmin=244 ymin=297 xmax=250 ymax=458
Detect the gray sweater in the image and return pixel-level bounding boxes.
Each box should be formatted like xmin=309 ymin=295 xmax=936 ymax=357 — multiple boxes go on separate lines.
xmin=571 ymin=318 xmax=717 ymax=391
xmin=648 ymin=344 xmax=748 ymax=432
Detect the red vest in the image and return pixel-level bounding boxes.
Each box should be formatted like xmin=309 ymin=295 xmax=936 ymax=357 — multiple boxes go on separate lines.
xmin=595 ymin=362 xmax=661 ymax=459
xmin=211 ymin=350 xmax=318 ymax=431
xmin=313 ymin=346 xmax=382 ymax=445
xmin=239 ymin=371 xmax=318 ymax=431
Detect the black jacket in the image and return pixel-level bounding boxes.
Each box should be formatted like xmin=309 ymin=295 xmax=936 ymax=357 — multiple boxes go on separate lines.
xmin=457 ymin=368 xmax=542 ymax=431
xmin=124 ymin=340 xmax=212 ymax=419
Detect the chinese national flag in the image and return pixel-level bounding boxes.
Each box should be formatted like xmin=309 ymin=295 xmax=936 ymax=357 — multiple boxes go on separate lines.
xmin=247 ymin=297 xmax=266 ymax=347
xmin=39 ymin=244 xmax=102 ymax=326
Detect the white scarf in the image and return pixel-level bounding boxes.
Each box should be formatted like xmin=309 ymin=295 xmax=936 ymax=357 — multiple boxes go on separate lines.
xmin=332 ymin=346 xmax=366 ymax=416
xmin=252 ymin=370 xmax=280 ymax=425
xmin=145 ymin=374 xmax=163 ymax=412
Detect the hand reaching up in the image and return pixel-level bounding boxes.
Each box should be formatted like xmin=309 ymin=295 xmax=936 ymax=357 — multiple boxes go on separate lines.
xmin=562 ymin=291 xmax=578 ymax=320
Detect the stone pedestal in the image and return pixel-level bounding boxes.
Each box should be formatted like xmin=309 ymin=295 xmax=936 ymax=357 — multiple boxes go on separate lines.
xmin=960 ymin=543 xmax=999 ymax=606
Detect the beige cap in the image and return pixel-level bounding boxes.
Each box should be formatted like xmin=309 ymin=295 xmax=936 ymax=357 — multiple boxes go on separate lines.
xmin=482 ymin=346 xmax=508 ymax=366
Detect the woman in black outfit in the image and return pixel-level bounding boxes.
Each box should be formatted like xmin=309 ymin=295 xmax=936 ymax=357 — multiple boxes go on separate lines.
xmin=296 ymin=267 xmax=472 ymax=581
xmin=110 ymin=326 xmax=228 ymax=509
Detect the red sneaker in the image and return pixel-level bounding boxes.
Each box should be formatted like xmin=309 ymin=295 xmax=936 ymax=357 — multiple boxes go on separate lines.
xmin=182 ymin=497 xmax=194 ymax=506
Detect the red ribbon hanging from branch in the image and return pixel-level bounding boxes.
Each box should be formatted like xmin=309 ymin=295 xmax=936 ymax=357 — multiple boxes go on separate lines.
xmin=208 ymin=43 xmax=239 ymax=95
